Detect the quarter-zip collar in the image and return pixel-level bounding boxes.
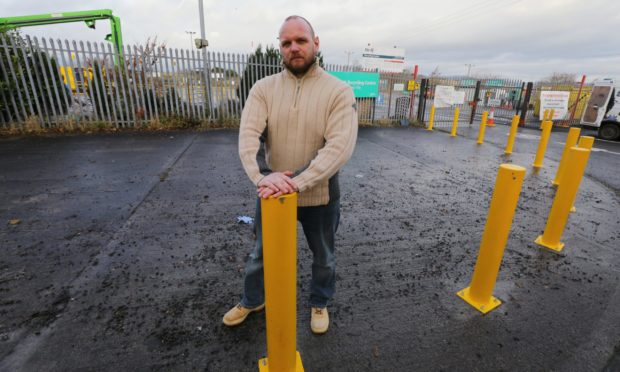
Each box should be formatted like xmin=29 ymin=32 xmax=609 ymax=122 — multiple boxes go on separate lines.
xmin=283 ymin=59 xmax=322 ymax=108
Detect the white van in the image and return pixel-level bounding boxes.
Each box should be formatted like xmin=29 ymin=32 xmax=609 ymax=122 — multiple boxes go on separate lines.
xmin=580 ymin=79 xmax=620 ymax=140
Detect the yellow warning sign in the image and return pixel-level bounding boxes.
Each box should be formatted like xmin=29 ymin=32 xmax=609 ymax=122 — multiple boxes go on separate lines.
xmin=407 ymin=80 xmax=419 ymax=91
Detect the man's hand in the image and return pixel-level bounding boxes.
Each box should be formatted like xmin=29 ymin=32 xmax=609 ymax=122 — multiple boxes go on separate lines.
xmin=257 ymin=171 xmax=298 ymax=199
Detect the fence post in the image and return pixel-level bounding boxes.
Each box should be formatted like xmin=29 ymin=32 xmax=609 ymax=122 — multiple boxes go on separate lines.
xmin=469 ymin=80 xmax=481 ymax=124
xmin=417 ymin=78 xmax=428 ymax=122
xmin=518 ymin=82 xmax=533 ymax=126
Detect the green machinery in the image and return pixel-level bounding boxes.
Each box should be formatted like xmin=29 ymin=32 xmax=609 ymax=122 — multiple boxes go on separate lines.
xmin=0 ymin=9 xmax=124 ymax=65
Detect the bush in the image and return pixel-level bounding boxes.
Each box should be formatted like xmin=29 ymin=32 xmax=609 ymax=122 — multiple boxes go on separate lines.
xmin=0 ymin=30 xmax=69 ymax=123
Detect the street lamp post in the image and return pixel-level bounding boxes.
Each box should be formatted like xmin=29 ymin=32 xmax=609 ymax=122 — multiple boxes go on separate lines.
xmin=185 ymin=30 xmax=196 ymax=50
xmin=465 ymin=63 xmax=475 ymax=77
xmin=344 ymin=50 xmax=354 ymax=67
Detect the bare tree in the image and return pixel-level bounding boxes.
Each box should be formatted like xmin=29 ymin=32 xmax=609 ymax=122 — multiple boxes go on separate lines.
xmin=542 ymin=72 xmax=577 ymax=84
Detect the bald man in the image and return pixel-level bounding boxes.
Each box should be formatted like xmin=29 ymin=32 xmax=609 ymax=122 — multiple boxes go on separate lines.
xmin=223 ymin=15 xmax=358 ymax=334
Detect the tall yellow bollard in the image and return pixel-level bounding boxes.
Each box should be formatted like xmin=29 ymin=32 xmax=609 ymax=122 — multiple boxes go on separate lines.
xmin=450 ymin=107 xmax=460 ymax=137
xmin=535 ymin=147 xmax=592 ymax=252
xmin=259 ymin=193 xmax=304 ymax=372
xmin=567 ymin=136 xmax=595 ymax=213
xmin=504 ymin=115 xmax=520 ymax=155
xmin=541 ymin=109 xmax=549 ymax=129
xmin=427 ymin=104 xmax=436 ymax=131
xmin=457 ymin=164 xmax=526 ymax=314
xmin=549 ymin=109 xmax=555 ymax=121
xmin=552 ymin=127 xmax=581 ymax=186
xmin=476 ymin=111 xmax=489 ymax=145
xmin=532 ymin=120 xmax=553 ymax=168
xmin=578 ymin=135 xmax=595 ymax=150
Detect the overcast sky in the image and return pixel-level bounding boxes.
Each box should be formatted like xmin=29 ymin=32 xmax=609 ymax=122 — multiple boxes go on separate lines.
xmin=4 ymin=0 xmax=620 ymax=82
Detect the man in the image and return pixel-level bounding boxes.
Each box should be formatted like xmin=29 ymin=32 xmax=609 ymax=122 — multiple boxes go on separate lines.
xmin=223 ymin=15 xmax=358 ymax=334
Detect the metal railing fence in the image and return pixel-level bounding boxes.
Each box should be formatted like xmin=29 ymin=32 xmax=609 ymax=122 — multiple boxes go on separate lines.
xmin=0 ymin=34 xmax=595 ymax=129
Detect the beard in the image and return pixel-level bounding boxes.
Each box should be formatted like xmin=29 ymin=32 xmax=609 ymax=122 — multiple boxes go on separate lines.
xmin=283 ymin=54 xmax=316 ymax=76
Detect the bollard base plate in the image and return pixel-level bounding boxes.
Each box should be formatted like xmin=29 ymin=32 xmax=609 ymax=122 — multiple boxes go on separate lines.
xmin=534 ymin=235 xmax=565 ymax=252
xmin=258 ymin=351 xmax=304 ymax=372
xmin=457 ymin=287 xmax=502 ymax=314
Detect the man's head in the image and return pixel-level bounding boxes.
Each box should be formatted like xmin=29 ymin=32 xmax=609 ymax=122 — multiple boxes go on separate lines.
xmin=278 ymin=16 xmax=319 ymax=76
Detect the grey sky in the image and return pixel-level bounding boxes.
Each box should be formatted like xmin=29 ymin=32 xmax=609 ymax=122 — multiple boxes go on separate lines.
xmin=4 ymin=0 xmax=620 ymax=82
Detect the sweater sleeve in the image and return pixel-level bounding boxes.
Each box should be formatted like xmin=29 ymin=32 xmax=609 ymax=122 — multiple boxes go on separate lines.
xmin=293 ymin=85 xmax=358 ymax=192
xmin=239 ymin=82 xmax=270 ymax=186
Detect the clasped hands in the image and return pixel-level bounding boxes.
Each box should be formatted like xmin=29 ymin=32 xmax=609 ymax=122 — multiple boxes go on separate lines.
xmin=257 ymin=171 xmax=298 ymax=199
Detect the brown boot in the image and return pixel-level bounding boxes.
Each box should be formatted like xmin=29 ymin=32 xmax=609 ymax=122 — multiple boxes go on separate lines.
xmin=223 ymin=303 xmax=265 ymax=326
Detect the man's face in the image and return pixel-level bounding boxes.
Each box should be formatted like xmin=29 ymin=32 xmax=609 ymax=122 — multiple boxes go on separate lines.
xmin=279 ymin=19 xmax=319 ymax=76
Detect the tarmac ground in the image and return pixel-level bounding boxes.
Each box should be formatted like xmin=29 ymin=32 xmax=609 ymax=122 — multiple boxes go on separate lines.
xmin=0 ymin=124 xmax=619 ymax=371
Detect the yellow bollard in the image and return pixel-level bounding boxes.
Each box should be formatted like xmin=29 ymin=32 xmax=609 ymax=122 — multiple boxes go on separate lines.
xmin=549 ymin=109 xmax=555 ymax=121
xmin=258 ymin=193 xmax=304 ymax=372
xmin=578 ymin=135 xmax=595 ymax=150
xmin=457 ymin=164 xmax=526 ymax=314
xmin=552 ymin=127 xmax=581 ymax=186
xmin=541 ymin=109 xmax=549 ymax=129
xmin=532 ymin=120 xmax=553 ymax=168
xmin=476 ymin=111 xmax=488 ymax=145
xmin=504 ymin=115 xmax=520 ymax=155
xmin=535 ymin=147 xmax=592 ymax=252
xmin=427 ymin=104 xmax=436 ymax=131
xmin=450 ymin=107 xmax=460 ymax=137
xmin=567 ymin=136 xmax=595 ymax=212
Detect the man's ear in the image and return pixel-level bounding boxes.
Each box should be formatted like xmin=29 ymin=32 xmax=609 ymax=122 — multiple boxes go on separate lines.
xmin=314 ymin=36 xmax=320 ymax=51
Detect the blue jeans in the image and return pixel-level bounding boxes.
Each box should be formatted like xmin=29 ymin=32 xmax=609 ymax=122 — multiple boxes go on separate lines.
xmin=241 ymin=198 xmax=340 ymax=308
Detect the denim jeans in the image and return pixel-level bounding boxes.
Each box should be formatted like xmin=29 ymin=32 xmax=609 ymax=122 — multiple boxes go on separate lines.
xmin=241 ymin=197 xmax=340 ymax=308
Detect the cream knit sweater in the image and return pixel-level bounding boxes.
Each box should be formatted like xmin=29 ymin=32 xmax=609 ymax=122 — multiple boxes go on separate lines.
xmin=238 ymin=63 xmax=358 ymax=207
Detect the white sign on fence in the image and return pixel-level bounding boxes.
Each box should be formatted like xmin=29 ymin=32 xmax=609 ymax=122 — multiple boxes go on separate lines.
xmin=540 ymin=91 xmax=570 ymax=120
xmin=435 ymin=85 xmax=466 ymax=107
xmin=434 ymin=85 xmax=454 ymax=108
xmin=452 ymin=91 xmax=466 ymax=105
xmin=393 ymin=83 xmax=404 ymax=91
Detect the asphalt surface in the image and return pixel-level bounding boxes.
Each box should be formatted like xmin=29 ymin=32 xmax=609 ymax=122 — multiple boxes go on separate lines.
xmin=0 ymin=125 xmax=619 ymax=371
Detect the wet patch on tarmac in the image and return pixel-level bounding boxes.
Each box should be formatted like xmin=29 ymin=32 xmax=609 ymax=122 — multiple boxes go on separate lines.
xmin=0 ymin=128 xmax=618 ymax=371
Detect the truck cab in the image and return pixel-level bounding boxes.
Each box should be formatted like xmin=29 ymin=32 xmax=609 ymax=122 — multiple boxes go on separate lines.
xmin=580 ymin=79 xmax=620 ymax=140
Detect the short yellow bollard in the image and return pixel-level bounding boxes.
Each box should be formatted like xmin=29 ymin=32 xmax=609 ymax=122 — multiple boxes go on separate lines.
xmin=578 ymin=135 xmax=595 ymax=150
xmin=476 ymin=111 xmax=488 ymax=145
xmin=457 ymin=164 xmax=526 ymax=314
xmin=427 ymin=104 xmax=436 ymax=131
xmin=532 ymin=120 xmax=553 ymax=168
xmin=450 ymin=107 xmax=460 ymax=137
xmin=504 ymin=115 xmax=520 ymax=155
xmin=258 ymin=193 xmax=304 ymax=372
xmin=535 ymin=147 xmax=592 ymax=252
xmin=553 ymin=127 xmax=581 ymax=186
